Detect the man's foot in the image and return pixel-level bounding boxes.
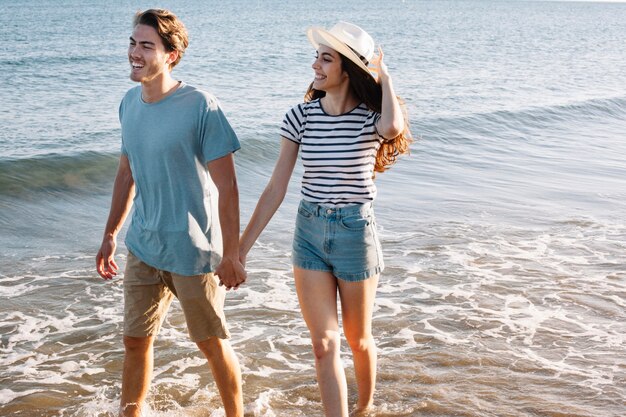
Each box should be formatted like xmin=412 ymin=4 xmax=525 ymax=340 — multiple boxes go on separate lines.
xmin=119 ymin=402 xmax=143 ymax=417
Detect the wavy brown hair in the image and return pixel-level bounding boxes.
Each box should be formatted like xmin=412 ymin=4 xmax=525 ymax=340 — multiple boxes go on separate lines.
xmin=134 ymin=9 xmax=189 ymax=69
xmin=305 ymin=53 xmax=412 ymax=173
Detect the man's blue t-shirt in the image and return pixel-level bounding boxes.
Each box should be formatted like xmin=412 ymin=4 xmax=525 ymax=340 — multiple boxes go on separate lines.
xmin=119 ymin=82 xmax=240 ymax=276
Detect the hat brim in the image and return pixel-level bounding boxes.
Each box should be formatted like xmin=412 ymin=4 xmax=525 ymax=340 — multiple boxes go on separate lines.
xmin=307 ymin=27 xmax=372 ymax=77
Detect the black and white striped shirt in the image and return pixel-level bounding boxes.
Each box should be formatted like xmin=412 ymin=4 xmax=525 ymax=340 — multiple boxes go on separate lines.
xmin=281 ymin=99 xmax=383 ymax=207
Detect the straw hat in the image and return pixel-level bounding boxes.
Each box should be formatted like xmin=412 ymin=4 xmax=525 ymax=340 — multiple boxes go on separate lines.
xmin=307 ymin=21 xmax=375 ymax=76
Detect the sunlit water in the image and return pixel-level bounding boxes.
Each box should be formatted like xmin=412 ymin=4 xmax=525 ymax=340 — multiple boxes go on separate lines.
xmin=1 ymin=1 xmax=625 ymax=416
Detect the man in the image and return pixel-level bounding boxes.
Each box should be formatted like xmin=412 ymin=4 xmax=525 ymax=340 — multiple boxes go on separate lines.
xmin=95 ymin=9 xmax=246 ymax=417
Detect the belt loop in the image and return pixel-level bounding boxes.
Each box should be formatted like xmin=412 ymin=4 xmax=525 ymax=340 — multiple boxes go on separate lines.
xmin=311 ymin=201 xmax=320 ymax=217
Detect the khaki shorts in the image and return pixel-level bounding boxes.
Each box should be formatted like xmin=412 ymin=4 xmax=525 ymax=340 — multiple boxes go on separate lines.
xmin=123 ymin=252 xmax=230 ymax=342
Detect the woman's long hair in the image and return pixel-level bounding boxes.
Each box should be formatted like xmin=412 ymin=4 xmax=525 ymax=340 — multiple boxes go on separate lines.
xmin=304 ymin=54 xmax=412 ymax=174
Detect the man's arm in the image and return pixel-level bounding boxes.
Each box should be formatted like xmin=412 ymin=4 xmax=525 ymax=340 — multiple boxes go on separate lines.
xmin=207 ymin=153 xmax=246 ymax=290
xmin=96 ymin=155 xmax=135 ymax=280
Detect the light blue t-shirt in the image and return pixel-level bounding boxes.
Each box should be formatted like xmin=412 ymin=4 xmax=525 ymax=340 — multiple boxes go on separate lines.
xmin=119 ymin=82 xmax=240 ymax=276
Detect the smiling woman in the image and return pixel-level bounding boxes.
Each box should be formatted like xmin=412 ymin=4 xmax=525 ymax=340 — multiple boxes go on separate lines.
xmin=310 ymin=46 xmax=346 ymax=95
xmin=238 ymin=21 xmax=413 ymax=417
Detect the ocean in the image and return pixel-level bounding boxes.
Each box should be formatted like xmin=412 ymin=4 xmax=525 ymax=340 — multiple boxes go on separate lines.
xmin=1 ymin=0 xmax=625 ymax=416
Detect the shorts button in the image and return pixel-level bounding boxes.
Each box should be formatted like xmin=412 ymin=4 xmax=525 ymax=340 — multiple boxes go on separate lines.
xmin=326 ymin=209 xmax=333 ymax=214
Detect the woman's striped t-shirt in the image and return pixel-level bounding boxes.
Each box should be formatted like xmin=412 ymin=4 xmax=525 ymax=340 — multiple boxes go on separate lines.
xmin=280 ymin=98 xmax=383 ymax=207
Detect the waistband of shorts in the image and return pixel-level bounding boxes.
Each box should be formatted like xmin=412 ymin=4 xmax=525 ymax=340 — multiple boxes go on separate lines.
xmin=299 ymin=199 xmax=374 ymax=218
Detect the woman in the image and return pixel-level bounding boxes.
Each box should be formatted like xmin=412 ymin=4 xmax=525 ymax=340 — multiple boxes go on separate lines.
xmin=239 ymin=21 xmax=412 ymax=417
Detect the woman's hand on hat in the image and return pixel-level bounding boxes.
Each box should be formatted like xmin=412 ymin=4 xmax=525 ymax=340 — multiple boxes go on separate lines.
xmin=370 ymin=46 xmax=391 ymax=84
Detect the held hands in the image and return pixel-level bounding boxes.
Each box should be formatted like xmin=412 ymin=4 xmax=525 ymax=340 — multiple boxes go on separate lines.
xmin=96 ymin=235 xmax=119 ymax=280
xmin=215 ymin=256 xmax=247 ymax=291
xmin=370 ymin=46 xmax=391 ymax=84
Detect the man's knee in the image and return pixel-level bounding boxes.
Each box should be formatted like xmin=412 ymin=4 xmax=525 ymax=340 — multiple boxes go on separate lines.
xmin=311 ymin=331 xmax=341 ymax=360
xmin=196 ymin=336 xmax=226 ymax=359
xmin=123 ymin=335 xmax=153 ymax=352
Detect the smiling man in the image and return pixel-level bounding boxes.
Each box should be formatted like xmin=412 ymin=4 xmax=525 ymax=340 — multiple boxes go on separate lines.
xmin=95 ymin=9 xmax=245 ymax=417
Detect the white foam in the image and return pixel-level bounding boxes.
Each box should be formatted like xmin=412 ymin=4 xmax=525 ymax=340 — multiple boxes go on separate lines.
xmin=374 ymin=297 xmax=403 ymax=316
xmin=153 ymin=373 xmax=201 ymax=389
xmin=248 ymin=365 xmax=279 ymax=378
xmin=229 ymin=272 xmax=300 ymax=312
xmin=264 ymin=350 xmax=309 ymax=371
xmin=419 ymin=319 xmax=470 ymax=345
xmin=0 ymin=388 xmax=42 ymax=405
xmin=59 ymin=360 xmax=80 ymax=373
xmin=379 ymin=328 xmax=420 ymax=354
xmin=152 ymin=356 xmax=206 ymax=386
xmin=0 ymin=280 xmax=43 ymax=297
xmin=247 ymin=389 xmax=279 ymax=417
xmin=31 ymin=255 xmax=62 ymax=261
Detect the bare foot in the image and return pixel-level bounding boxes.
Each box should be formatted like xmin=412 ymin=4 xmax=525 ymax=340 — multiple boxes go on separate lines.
xmin=350 ymin=405 xmax=376 ymax=417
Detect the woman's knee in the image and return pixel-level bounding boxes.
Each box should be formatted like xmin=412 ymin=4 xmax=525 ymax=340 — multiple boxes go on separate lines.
xmin=311 ymin=331 xmax=341 ymax=360
xmin=345 ymin=332 xmax=374 ymax=354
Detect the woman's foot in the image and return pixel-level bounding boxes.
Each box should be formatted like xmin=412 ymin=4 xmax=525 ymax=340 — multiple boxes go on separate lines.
xmin=350 ymin=405 xmax=376 ymax=417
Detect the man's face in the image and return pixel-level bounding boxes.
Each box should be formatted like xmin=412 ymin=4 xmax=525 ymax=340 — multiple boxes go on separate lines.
xmin=128 ymin=24 xmax=172 ymax=84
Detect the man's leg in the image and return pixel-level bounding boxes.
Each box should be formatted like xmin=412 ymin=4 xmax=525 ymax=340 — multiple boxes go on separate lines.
xmin=120 ymin=335 xmax=155 ymax=417
xmin=196 ymin=337 xmax=243 ymax=417
xmin=171 ymin=272 xmax=242 ymax=416
xmin=122 ymin=253 xmax=173 ymax=417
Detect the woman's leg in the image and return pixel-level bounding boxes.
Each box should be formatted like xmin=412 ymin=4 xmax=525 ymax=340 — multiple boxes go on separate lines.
xmin=338 ymin=275 xmax=379 ymax=412
xmin=294 ymin=267 xmax=349 ymax=417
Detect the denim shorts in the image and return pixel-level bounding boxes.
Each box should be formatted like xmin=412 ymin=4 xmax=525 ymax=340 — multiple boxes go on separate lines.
xmin=292 ymin=200 xmax=384 ymax=282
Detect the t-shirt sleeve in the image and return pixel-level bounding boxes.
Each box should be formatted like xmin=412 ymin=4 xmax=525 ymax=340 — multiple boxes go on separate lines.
xmin=371 ymin=112 xmax=386 ymax=142
xmin=200 ymin=98 xmax=241 ymax=163
xmin=119 ymin=98 xmax=128 ymax=155
xmin=280 ymin=103 xmax=305 ymax=144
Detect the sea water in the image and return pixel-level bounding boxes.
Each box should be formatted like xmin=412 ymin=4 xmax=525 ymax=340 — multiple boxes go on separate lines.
xmin=1 ymin=0 xmax=625 ymax=416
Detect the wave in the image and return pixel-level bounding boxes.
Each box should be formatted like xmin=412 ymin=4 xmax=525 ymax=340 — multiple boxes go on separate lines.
xmin=2 ymin=53 xmax=119 ymax=68
xmin=420 ymin=95 xmax=626 ymax=141
xmin=491 ymin=95 xmax=626 ymax=125
xmin=0 ymin=140 xmax=281 ymax=198
xmin=0 ymin=152 xmax=120 ymax=197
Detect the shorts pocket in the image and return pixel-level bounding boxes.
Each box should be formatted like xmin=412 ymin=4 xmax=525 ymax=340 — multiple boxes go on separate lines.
xmin=298 ymin=204 xmax=314 ymax=218
xmin=339 ymin=213 xmax=372 ymax=231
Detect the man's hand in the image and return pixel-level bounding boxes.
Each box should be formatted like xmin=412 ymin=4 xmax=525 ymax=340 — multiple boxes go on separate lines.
xmin=96 ymin=235 xmax=119 ymax=280
xmin=215 ymin=256 xmax=247 ymax=290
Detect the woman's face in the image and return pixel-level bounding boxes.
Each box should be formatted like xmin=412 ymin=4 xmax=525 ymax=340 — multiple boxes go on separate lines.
xmin=311 ymin=44 xmax=349 ymax=92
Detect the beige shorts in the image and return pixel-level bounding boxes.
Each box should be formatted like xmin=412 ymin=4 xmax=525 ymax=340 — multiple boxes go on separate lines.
xmin=123 ymin=251 xmax=230 ymax=342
